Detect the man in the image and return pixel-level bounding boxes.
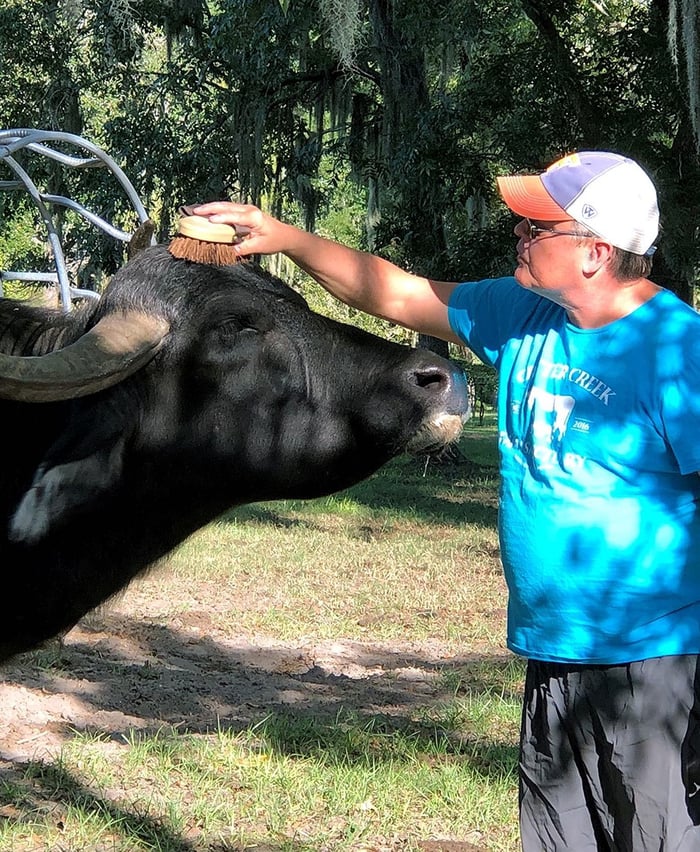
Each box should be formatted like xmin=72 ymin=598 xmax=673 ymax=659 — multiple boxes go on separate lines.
xmin=194 ymin=151 xmax=700 ymax=851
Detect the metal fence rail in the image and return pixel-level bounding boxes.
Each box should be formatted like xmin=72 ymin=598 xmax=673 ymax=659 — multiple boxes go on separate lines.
xmin=0 ymin=129 xmax=154 ymax=311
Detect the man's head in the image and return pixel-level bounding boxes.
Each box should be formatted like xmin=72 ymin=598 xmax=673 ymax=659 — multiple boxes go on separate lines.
xmin=497 ymin=151 xmax=659 ymax=259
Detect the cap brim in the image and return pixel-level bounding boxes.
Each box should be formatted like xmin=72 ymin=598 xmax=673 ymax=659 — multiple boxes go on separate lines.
xmin=497 ymin=174 xmax=568 ymax=220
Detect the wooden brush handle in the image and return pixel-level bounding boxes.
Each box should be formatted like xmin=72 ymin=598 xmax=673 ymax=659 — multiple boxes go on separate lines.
xmin=177 ymin=216 xmax=250 ymax=244
xmin=178 ymin=206 xmax=251 ymax=240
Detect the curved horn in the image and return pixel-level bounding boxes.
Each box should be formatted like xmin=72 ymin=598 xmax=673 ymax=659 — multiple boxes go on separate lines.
xmin=0 ymin=312 xmax=170 ymax=403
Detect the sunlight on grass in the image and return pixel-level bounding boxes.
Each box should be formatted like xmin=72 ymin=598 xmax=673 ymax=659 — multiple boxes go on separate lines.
xmin=148 ymin=432 xmax=503 ymax=651
xmin=155 ymin=517 xmax=505 ymax=650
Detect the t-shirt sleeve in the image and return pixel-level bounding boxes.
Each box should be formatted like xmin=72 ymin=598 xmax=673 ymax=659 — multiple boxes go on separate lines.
xmin=447 ymin=276 xmax=547 ymax=368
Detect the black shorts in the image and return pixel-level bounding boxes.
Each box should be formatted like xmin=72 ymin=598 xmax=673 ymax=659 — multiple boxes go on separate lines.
xmin=519 ymin=655 xmax=700 ymax=851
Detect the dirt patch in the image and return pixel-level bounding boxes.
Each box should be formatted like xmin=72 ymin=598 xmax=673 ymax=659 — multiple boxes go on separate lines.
xmin=0 ymin=591 xmax=485 ymax=765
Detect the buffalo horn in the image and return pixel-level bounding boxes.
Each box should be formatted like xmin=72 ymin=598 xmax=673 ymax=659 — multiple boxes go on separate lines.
xmin=0 ymin=312 xmax=170 ymax=402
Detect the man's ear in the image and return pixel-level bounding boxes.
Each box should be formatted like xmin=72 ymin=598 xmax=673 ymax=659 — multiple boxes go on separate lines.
xmin=582 ymin=239 xmax=614 ymax=275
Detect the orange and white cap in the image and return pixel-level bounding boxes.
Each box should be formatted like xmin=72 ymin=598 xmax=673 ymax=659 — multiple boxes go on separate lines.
xmin=497 ymin=151 xmax=659 ymax=256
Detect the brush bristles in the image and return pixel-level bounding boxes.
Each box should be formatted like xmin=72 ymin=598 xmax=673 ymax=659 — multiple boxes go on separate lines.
xmin=168 ymin=235 xmax=242 ymax=266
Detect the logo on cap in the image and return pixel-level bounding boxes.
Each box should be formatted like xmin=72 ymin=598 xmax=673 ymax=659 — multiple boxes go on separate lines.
xmin=581 ymin=203 xmax=597 ymax=220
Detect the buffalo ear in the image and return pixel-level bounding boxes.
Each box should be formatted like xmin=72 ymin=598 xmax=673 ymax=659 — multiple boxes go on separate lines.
xmin=9 ymin=406 xmax=130 ymax=545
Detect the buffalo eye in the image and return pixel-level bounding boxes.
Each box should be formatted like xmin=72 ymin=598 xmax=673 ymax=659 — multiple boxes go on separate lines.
xmin=214 ymin=320 xmax=261 ymax=343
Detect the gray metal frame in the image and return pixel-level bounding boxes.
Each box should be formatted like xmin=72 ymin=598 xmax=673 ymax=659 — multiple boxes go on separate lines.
xmin=0 ymin=129 xmax=154 ymax=311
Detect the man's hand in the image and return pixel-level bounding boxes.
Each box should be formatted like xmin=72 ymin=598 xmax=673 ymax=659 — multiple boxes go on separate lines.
xmin=192 ymin=202 xmax=293 ymax=259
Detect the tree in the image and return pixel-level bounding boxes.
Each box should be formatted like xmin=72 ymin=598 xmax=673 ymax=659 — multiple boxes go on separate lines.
xmin=1 ymin=0 xmax=698 ymax=312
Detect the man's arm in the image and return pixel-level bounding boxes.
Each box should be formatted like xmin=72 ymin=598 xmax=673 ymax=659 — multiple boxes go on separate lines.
xmin=193 ymin=202 xmax=463 ymax=344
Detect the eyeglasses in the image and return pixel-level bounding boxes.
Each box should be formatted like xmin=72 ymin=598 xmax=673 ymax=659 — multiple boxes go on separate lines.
xmin=523 ymin=218 xmax=591 ymax=241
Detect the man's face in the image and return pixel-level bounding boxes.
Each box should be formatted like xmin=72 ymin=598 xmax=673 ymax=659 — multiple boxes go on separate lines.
xmin=512 ymin=217 xmax=593 ymax=301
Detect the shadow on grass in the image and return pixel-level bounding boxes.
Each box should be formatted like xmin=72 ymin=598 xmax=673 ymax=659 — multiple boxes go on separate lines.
xmin=248 ymin=707 xmax=519 ymax=781
xmin=223 ymin=450 xmax=500 ymax=531
xmin=0 ymin=615 xmax=517 ymax=850
xmin=0 ymin=755 xmax=319 ymax=851
xmin=0 ymin=759 xmax=201 ymax=852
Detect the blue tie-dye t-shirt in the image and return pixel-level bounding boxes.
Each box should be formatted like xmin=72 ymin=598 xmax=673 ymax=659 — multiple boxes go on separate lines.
xmin=448 ymin=277 xmax=700 ymax=664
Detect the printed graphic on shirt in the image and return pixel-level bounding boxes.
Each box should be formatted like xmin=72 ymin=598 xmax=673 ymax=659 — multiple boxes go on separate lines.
xmin=501 ymin=357 xmax=616 ymax=475
xmin=516 ymin=360 xmax=616 ymax=406
xmin=528 ymin=386 xmax=575 ymax=443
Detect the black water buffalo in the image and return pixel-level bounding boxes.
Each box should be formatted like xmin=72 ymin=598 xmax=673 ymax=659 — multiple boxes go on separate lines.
xmin=0 ymin=245 xmax=469 ymax=662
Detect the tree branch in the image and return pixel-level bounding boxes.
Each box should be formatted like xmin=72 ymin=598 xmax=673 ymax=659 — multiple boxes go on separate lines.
xmin=520 ymin=0 xmax=603 ymax=145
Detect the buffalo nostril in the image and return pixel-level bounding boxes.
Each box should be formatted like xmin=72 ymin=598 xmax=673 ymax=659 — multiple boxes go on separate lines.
xmin=414 ymin=366 xmax=449 ymax=390
xmin=412 ymin=364 xmax=471 ymax=419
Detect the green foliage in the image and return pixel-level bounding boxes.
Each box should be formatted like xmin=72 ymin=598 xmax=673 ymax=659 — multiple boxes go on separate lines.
xmin=0 ymin=0 xmax=698 ymax=316
xmin=465 ymin=360 xmax=499 ymax=408
xmin=0 ymin=204 xmax=45 ymax=271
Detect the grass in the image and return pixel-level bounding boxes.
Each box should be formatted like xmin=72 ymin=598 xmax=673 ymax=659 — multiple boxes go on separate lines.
xmin=162 ymin=416 xmax=502 ymax=648
xmin=0 ymin=411 xmax=523 ymax=851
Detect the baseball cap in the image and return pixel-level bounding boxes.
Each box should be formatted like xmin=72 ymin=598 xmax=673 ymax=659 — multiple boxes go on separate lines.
xmin=497 ymin=151 xmax=659 ymax=256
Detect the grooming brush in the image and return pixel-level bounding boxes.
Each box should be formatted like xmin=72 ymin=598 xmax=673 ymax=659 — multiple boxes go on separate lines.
xmin=168 ymin=204 xmax=250 ymax=266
